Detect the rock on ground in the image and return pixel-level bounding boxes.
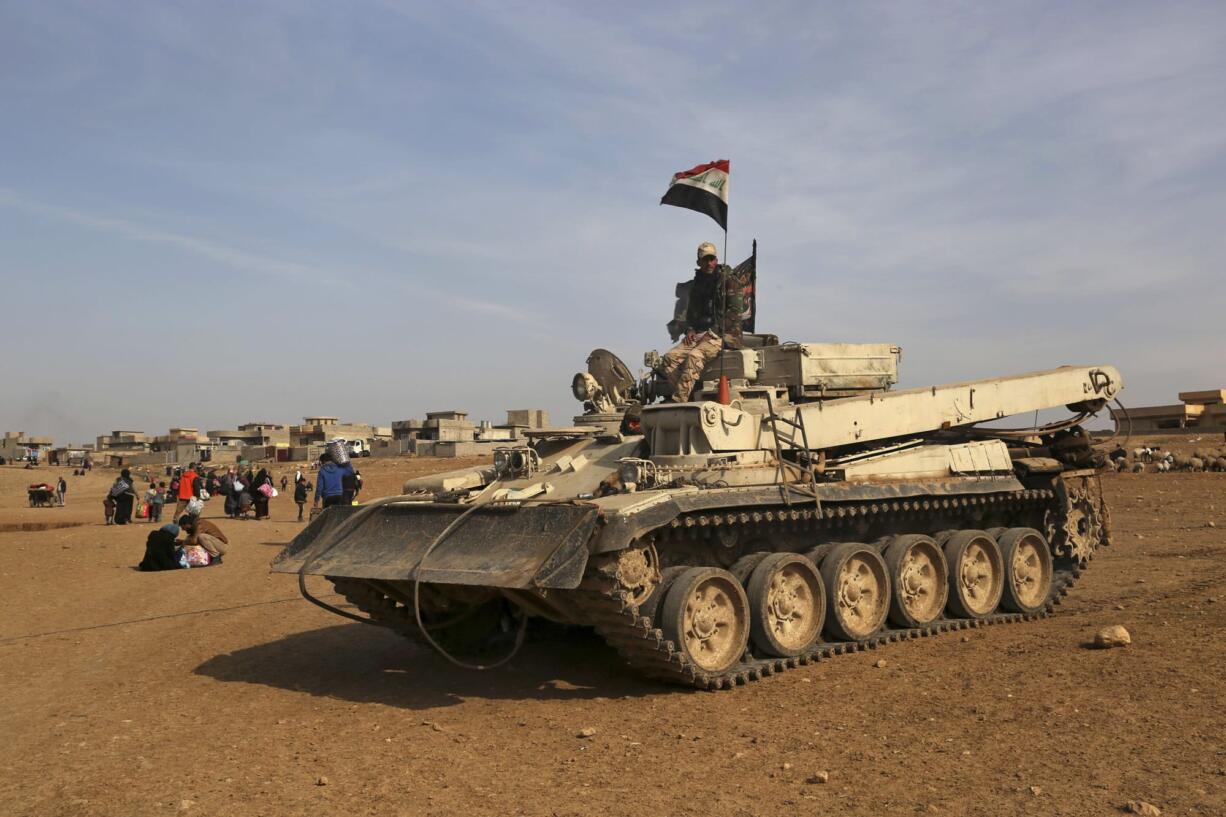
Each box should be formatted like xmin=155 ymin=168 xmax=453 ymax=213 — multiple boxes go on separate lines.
xmin=1094 ymin=625 xmax=1132 ymax=648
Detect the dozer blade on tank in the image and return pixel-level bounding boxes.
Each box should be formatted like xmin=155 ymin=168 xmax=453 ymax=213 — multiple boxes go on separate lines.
xmin=273 ymin=336 xmax=1124 ymax=689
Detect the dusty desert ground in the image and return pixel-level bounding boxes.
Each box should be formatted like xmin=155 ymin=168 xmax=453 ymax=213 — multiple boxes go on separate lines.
xmin=1 ymin=439 xmax=1223 ymax=817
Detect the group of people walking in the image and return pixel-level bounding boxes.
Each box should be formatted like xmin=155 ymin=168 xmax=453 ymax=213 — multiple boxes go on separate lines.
xmin=105 ymin=463 xmax=205 ymax=525
xmin=216 ymin=466 xmax=275 ymax=520
xmin=105 ymin=454 xmax=363 ymax=526
xmin=101 ymin=450 xmax=376 ymax=578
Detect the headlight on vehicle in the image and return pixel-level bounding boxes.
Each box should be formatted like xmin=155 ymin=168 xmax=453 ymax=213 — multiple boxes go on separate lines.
xmin=571 ymin=372 xmax=593 ymax=402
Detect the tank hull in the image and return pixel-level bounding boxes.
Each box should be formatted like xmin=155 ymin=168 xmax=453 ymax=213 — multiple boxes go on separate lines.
xmin=275 ymin=470 xmax=1109 ymax=688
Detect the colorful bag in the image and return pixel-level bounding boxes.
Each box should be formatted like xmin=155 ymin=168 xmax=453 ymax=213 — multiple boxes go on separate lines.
xmin=257 ymin=482 xmax=274 ymax=498
xmin=182 ymin=545 xmax=211 ymax=567
xmin=136 ymin=501 xmax=148 ymax=519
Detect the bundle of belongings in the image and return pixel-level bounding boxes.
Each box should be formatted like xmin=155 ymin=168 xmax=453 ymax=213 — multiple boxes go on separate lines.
xmin=28 ymin=483 xmax=56 ymax=507
xmin=138 ymin=520 xmax=228 ymax=571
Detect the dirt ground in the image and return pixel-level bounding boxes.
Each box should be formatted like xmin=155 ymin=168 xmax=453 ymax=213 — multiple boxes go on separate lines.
xmin=1 ymin=442 xmax=1223 ymax=817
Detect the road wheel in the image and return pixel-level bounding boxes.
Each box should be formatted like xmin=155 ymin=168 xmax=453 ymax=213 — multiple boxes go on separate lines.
xmin=660 ymin=567 xmax=750 ymax=674
xmin=746 ymin=553 xmax=825 ymax=657
xmin=883 ymin=534 xmax=948 ymax=628
xmin=943 ymin=530 xmax=1004 ymax=618
xmin=997 ymin=528 xmax=1053 ymax=614
xmin=820 ymin=543 xmax=890 ymax=641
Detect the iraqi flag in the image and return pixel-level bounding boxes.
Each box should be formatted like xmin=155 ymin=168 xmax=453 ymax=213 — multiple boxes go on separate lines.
xmin=660 ymin=159 xmax=729 ymax=230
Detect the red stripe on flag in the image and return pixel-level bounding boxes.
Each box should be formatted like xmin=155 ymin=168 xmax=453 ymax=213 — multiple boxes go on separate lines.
xmin=670 ymin=159 xmax=730 ymax=182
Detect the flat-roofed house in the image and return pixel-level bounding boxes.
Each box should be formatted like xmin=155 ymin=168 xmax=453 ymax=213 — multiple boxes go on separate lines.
xmin=1110 ymin=389 xmax=1226 ymax=433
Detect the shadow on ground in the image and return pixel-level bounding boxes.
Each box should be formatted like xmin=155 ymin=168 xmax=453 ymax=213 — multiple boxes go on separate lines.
xmin=194 ymin=622 xmax=665 ymax=708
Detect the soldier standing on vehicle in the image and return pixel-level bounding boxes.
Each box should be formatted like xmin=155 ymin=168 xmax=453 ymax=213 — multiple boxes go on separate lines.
xmin=659 ymin=241 xmax=745 ymax=402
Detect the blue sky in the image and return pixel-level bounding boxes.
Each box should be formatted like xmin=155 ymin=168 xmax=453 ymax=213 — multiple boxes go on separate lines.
xmin=2 ymin=1 xmax=1224 ymax=443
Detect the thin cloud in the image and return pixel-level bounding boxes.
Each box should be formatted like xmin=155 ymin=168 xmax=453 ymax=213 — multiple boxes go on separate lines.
xmin=0 ymin=188 xmax=330 ymax=283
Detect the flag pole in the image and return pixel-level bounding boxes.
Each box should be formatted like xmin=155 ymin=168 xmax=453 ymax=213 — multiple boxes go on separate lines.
xmin=749 ymin=238 xmax=757 ymax=333
xmin=717 ymin=220 xmax=730 ymax=405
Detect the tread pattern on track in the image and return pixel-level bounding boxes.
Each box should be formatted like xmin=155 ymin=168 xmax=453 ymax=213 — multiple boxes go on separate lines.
xmin=572 ymin=486 xmax=1095 ymax=690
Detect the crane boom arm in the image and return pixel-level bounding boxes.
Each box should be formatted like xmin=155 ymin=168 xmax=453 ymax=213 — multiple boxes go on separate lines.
xmin=782 ymin=364 xmax=1121 ymax=450
xmin=641 ymin=365 xmax=1123 ymax=455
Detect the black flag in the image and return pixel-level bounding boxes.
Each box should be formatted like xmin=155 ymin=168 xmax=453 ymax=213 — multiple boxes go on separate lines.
xmin=731 ymin=240 xmax=756 ymax=333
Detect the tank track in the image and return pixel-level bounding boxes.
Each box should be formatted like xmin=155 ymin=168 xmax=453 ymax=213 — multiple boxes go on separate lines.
xmin=327 ymin=486 xmax=1101 ymax=690
xmin=574 ymin=487 xmax=1097 ymax=690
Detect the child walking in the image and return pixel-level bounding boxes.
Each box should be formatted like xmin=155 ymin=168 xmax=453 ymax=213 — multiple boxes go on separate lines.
xmin=294 ymin=476 xmax=309 ymax=522
xmin=144 ymin=484 xmax=158 ymax=523
xmin=151 ymin=482 xmax=166 ymax=523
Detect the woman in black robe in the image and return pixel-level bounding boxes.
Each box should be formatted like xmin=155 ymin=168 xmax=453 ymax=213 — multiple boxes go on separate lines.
xmin=113 ymin=469 xmax=138 ymax=525
xmin=139 ymin=524 xmax=184 ymax=571
xmin=251 ymin=467 xmax=273 ymax=519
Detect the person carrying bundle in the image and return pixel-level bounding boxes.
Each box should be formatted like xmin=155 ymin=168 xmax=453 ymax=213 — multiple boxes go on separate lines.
xmin=108 ymin=469 xmax=139 ymax=525
xmin=313 ymin=450 xmax=355 ymax=511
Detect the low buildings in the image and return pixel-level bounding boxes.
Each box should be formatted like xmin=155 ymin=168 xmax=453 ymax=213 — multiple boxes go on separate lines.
xmin=389 ymin=409 xmax=549 ymax=458
xmin=151 ymin=427 xmax=205 ymax=451
xmin=73 ymin=406 xmax=553 ymax=466
xmin=1 ymin=431 xmax=54 ymax=461
xmin=96 ymin=430 xmax=149 ymax=453
xmin=206 ymin=422 xmax=290 ymax=449
xmin=1110 ymin=389 xmax=1226 ymax=433
xmin=289 ymin=416 xmax=375 ymax=447
xmin=47 ymin=446 xmax=88 ymax=466
xmin=422 ymin=410 xmax=475 ymax=442
xmin=392 ymin=419 xmax=424 ymax=440
xmin=506 ymin=409 xmax=550 ymax=429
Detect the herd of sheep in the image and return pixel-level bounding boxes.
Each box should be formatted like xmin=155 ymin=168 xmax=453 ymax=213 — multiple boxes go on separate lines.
xmin=1108 ymin=445 xmax=1226 ymax=473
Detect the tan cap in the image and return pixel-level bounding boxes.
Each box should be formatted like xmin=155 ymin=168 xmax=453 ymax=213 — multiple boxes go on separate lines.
xmin=697 ymin=242 xmax=718 ymax=261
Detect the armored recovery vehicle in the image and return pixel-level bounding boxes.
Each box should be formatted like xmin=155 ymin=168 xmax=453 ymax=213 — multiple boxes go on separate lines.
xmin=273 ymin=338 xmax=1122 ymax=689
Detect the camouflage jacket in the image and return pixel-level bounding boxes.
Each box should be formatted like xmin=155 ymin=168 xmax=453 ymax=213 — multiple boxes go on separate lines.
xmin=685 ymin=264 xmax=746 ymax=348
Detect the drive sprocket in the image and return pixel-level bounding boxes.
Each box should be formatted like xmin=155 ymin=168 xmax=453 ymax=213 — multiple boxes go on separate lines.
xmin=1048 ymin=476 xmax=1108 ymax=563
